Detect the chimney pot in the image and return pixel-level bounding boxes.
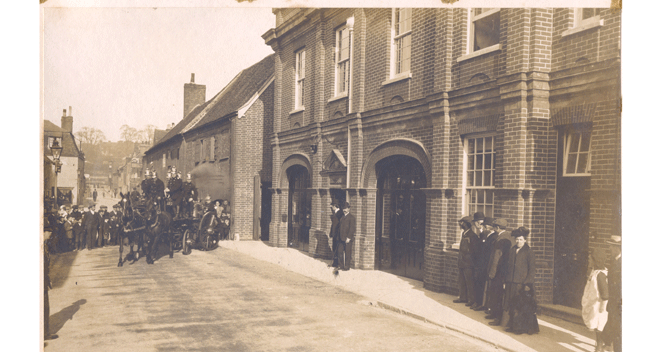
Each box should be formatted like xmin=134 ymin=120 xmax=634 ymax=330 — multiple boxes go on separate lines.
xmin=63 ymin=109 xmax=66 ymax=117
xmin=191 ymin=73 xmax=195 ymax=83
xmin=69 ymin=106 xmax=72 ymax=116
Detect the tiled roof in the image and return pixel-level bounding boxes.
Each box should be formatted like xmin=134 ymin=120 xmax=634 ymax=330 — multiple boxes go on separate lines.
xmin=147 ymin=53 xmax=274 ymax=154
xmin=44 ymin=120 xmax=82 ymax=159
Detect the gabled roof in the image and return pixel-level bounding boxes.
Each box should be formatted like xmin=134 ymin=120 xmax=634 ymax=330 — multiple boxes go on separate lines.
xmin=44 ymin=119 xmax=82 ymax=159
xmin=146 ymin=53 xmax=275 ymax=154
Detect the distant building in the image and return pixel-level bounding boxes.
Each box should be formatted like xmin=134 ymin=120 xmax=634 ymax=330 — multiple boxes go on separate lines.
xmin=44 ymin=108 xmax=85 ymax=205
xmin=144 ymin=54 xmax=275 ymax=241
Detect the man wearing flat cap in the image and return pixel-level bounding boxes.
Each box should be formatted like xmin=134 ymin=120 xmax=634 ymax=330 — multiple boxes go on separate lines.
xmin=602 ymin=235 xmax=621 ymax=351
xmin=337 ymin=202 xmax=356 ymax=271
xmin=82 ymin=204 xmax=100 ymax=251
xmin=98 ymin=205 xmax=110 ymax=248
xmin=486 ymin=218 xmax=513 ymax=324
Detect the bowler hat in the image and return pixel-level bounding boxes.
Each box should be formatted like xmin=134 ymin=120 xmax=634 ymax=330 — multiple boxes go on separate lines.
xmin=100 ymin=205 xmax=108 ymax=210
xmin=493 ymin=218 xmax=508 ymax=228
xmin=330 ymin=200 xmax=341 ymax=207
xmin=459 ymin=215 xmax=473 ymax=223
xmin=343 ymin=202 xmax=351 ymax=209
xmin=512 ymin=226 xmax=530 ymax=238
xmin=483 ymin=217 xmax=494 ymax=226
xmin=473 ymin=212 xmax=485 ymax=222
xmin=606 ymin=235 xmax=621 ymax=246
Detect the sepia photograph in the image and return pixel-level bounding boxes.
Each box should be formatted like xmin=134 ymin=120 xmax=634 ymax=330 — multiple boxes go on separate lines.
xmin=24 ymin=0 xmax=634 ymax=351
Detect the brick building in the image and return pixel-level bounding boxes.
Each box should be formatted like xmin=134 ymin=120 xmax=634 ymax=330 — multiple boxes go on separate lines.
xmin=263 ymin=8 xmax=620 ymax=308
xmin=144 ymin=54 xmax=275 ymax=241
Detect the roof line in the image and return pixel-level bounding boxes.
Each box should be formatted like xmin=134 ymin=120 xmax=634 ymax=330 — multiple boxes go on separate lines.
xmin=181 ymin=70 xmax=245 ymax=134
xmin=237 ymin=74 xmax=275 ymax=119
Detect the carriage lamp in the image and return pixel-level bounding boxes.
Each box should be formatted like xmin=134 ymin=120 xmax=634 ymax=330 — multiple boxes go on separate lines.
xmin=50 ymin=136 xmax=63 ymax=174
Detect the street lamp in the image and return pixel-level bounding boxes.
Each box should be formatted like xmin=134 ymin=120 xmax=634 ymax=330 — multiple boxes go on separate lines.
xmin=49 ymin=136 xmax=63 ymax=205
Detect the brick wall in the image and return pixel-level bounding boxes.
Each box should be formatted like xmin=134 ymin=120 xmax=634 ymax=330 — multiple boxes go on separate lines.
xmin=267 ymin=7 xmax=621 ymax=304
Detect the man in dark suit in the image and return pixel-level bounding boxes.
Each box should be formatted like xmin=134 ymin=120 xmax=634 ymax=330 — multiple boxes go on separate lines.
xmin=472 ymin=217 xmax=498 ymax=311
xmin=71 ymin=205 xmax=84 ymax=250
xmin=82 ymin=204 xmax=101 ymax=250
xmin=98 ymin=205 xmax=111 ymax=247
xmin=337 ymin=202 xmax=356 ymax=271
xmin=141 ymin=170 xmax=152 ymax=198
xmin=602 ymin=235 xmax=622 ymax=351
xmin=487 ymin=219 xmax=513 ymax=325
xmin=454 ymin=213 xmax=481 ymax=306
xmin=328 ymin=201 xmax=343 ymax=268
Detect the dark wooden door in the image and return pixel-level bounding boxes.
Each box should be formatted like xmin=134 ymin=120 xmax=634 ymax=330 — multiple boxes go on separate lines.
xmin=288 ymin=166 xmax=311 ymax=252
xmin=554 ymin=129 xmax=591 ymax=308
xmin=375 ymin=155 xmax=426 ymax=280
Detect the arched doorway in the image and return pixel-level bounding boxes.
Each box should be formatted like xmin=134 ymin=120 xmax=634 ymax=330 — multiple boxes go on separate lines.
xmin=287 ymin=165 xmax=311 ymax=252
xmin=375 ymin=155 xmax=427 ymax=280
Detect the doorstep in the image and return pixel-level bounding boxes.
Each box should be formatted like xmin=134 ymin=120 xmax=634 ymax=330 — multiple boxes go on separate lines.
xmin=538 ymin=303 xmax=583 ymax=326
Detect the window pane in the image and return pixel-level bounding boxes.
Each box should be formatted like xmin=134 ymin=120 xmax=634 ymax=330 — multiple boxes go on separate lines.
xmin=468 ymin=139 xmax=475 ymax=154
xmin=484 ymin=170 xmax=491 ymax=186
xmin=468 ymin=155 xmax=475 ymax=170
xmin=484 ymin=154 xmax=492 ymax=169
xmin=485 ymin=137 xmax=493 ymax=152
xmin=582 ymin=8 xmax=600 ymax=20
xmin=467 ymin=171 xmax=474 ymax=187
xmin=577 ymin=153 xmax=589 ymax=174
xmin=568 ymin=133 xmax=580 ymax=154
xmin=485 ymin=205 xmax=493 ymax=217
xmin=475 ymin=138 xmax=484 ymax=153
xmin=475 ymin=171 xmax=482 ymax=187
xmin=566 ymin=153 xmax=577 ymax=174
xmin=473 ymin=11 xmax=500 ymax=51
xmin=580 ymin=132 xmax=591 ymax=152
xmin=474 ymin=8 xmax=495 ymax=16
xmin=476 ymin=154 xmax=483 ymax=170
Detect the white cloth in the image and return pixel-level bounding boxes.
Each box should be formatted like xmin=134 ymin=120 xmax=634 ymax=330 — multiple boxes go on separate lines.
xmin=581 ymin=269 xmax=608 ymax=330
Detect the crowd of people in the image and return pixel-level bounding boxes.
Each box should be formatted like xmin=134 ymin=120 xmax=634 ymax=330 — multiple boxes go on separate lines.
xmin=44 ymin=203 xmax=125 ymax=254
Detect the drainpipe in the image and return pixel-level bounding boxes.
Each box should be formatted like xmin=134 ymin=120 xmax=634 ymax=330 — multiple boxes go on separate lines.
xmin=346 ymin=16 xmax=354 ymax=115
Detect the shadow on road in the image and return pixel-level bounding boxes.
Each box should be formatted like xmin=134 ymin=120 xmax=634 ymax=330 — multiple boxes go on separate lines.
xmin=49 ymin=299 xmax=87 ymax=335
xmin=50 ymin=251 xmax=79 ymax=289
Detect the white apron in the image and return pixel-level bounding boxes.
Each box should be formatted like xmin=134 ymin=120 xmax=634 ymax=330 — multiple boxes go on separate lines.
xmin=581 ymin=269 xmax=608 ymax=330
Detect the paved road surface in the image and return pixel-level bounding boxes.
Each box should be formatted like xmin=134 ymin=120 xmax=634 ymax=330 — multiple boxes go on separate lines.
xmin=46 ymin=244 xmax=497 ymax=352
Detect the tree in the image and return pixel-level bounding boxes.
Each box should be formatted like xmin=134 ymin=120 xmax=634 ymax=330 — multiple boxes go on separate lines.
xmin=142 ymin=124 xmax=156 ymax=144
xmin=75 ymin=127 xmax=106 ymax=145
xmin=120 ymin=125 xmax=138 ymax=142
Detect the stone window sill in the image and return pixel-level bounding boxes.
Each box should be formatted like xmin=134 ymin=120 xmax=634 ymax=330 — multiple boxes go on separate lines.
xmin=289 ymin=107 xmax=305 ymax=116
xmin=561 ymin=17 xmax=604 ymax=38
xmin=382 ymin=72 xmax=412 ymax=87
xmin=327 ymin=93 xmax=348 ymax=103
xmin=456 ymin=44 xmax=501 ymax=63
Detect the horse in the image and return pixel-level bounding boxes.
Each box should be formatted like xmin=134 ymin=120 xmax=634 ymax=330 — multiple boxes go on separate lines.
xmin=117 ymin=192 xmax=146 ymax=266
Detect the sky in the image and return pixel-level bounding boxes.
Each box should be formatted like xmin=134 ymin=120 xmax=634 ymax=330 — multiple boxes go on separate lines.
xmin=43 ymin=6 xmax=276 ymax=142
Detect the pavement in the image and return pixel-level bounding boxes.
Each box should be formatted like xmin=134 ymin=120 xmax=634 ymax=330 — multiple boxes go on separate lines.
xmin=220 ymin=240 xmax=599 ymax=352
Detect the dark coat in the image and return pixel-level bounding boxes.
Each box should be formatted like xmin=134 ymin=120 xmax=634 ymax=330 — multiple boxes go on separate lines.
xmin=458 ymin=228 xmax=480 ymax=268
xmin=168 ymin=177 xmax=184 ymax=203
xmin=487 ymin=230 xmax=513 ymax=279
xmin=330 ymin=210 xmax=343 ymax=238
xmin=339 ymin=212 xmax=356 ymax=242
xmin=505 ymin=244 xmax=536 ymax=284
xmin=477 ymin=231 xmax=498 ymax=274
xmin=141 ymin=179 xmax=151 ymax=195
xmin=149 ymin=178 xmax=165 ymax=199
xmin=508 ymin=286 xmax=540 ymax=334
xmin=82 ymin=211 xmax=101 ymax=233
xmin=182 ymin=181 xmax=197 ymax=202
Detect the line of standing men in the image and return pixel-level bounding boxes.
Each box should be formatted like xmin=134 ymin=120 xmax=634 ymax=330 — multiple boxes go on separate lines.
xmin=71 ymin=203 xmax=123 ymax=251
xmin=328 ymin=201 xmax=356 ymax=271
xmin=455 ymin=213 xmax=539 ymax=335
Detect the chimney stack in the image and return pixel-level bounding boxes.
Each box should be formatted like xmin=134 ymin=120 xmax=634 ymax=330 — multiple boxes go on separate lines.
xmin=183 ymin=73 xmax=205 ymax=118
xmin=61 ymin=106 xmax=73 ymax=132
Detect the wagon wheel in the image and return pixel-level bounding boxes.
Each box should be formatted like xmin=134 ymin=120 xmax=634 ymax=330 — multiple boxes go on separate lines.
xmin=182 ymin=229 xmax=192 ymax=255
xmin=201 ymin=231 xmax=218 ymax=251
